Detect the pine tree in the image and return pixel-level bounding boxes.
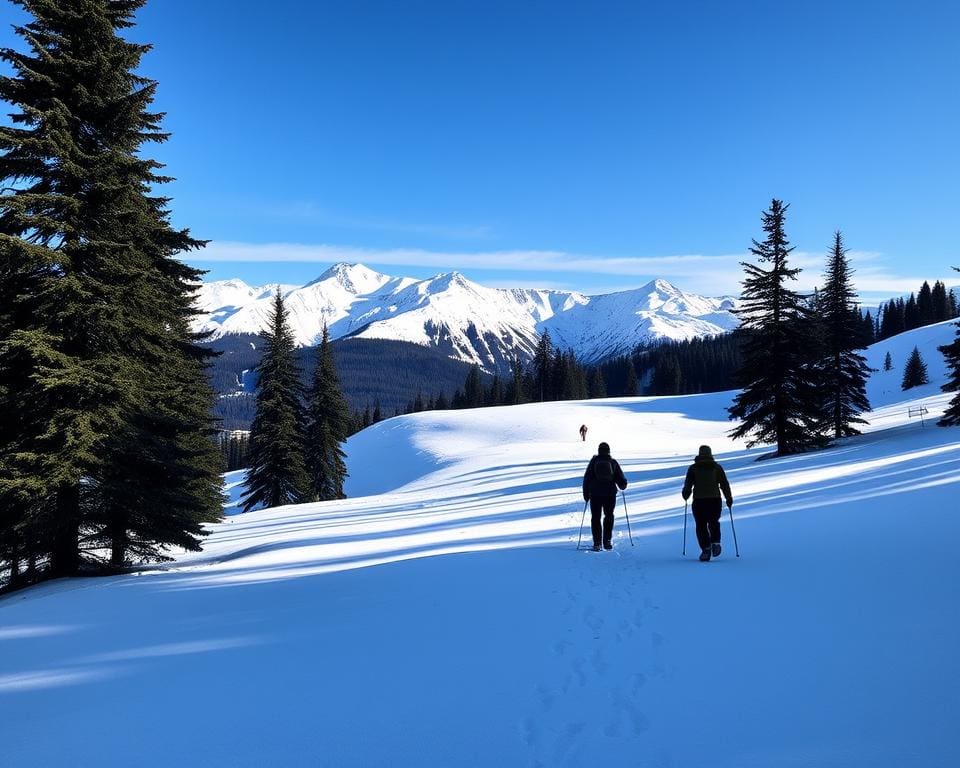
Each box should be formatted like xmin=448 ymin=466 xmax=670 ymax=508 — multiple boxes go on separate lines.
xmin=588 ymin=367 xmax=607 ymax=398
xmin=463 ymin=364 xmax=484 ymax=407
xmin=904 ymin=293 xmax=920 ymax=330
xmin=1 ymin=0 xmax=221 ymax=579
xmin=623 ymin=361 xmax=640 ymax=396
xmin=818 ymin=232 xmax=871 ymax=438
xmin=884 ymin=351 xmax=893 ymax=371
xmin=932 ymin=281 xmax=950 ymax=322
xmin=901 ymin=346 xmax=929 ymax=391
xmin=938 ymin=268 xmax=960 ymax=426
xmin=533 ymin=331 xmax=552 ymax=402
xmin=917 ymin=281 xmax=934 ymax=326
xmin=304 ymin=325 xmax=350 ymax=501
xmin=728 ymin=200 xmax=827 ymax=454
xmin=241 ymin=291 xmax=310 ymax=511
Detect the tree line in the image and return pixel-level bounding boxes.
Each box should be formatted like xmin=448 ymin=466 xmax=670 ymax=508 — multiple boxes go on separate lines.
xmin=1 ymin=1 xmax=222 ymax=591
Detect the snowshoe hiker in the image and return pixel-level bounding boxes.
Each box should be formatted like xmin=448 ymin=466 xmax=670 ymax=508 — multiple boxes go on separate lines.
xmin=681 ymin=445 xmax=733 ymax=562
xmin=583 ymin=442 xmax=628 ymax=550
xmin=579 ymin=424 xmax=588 ymax=442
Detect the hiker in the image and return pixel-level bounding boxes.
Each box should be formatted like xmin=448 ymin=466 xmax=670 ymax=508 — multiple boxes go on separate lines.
xmin=681 ymin=445 xmax=733 ymax=562
xmin=579 ymin=424 xmax=588 ymax=442
xmin=582 ymin=442 xmax=629 ymax=551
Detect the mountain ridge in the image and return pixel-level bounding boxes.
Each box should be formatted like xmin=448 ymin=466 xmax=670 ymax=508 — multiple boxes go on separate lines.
xmin=193 ymin=263 xmax=738 ymax=369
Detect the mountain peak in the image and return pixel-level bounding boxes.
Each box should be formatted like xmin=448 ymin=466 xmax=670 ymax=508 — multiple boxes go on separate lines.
xmin=307 ymin=262 xmax=389 ymax=294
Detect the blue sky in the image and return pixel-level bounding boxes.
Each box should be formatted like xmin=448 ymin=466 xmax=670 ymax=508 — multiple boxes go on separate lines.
xmin=3 ymin=0 xmax=959 ymax=300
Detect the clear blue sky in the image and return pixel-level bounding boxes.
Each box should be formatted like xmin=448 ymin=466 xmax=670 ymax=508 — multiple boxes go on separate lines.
xmin=3 ymin=0 xmax=959 ymax=300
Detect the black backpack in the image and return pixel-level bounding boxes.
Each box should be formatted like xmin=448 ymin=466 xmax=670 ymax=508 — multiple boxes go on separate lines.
xmin=594 ymin=457 xmax=614 ymax=481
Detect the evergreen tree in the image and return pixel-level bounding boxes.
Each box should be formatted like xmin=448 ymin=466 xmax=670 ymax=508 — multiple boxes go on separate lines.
xmin=241 ymin=291 xmax=310 ymax=511
xmin=463 ymin=364 xmax=484 ymax=407
xmin=901 ymin=346 xmax=929 ymax=391
xmin=903 ymin=293 xmax=920 ymax=330
xmin=932 ymin=281 xmax=950 ymax=322
xmin=435 ymin=391 xmax=450 ymax=410
xmin=304 ymin=325 xmax=350 ymax=501
xmin=917 ymin=281 xmax=934 ymax=326
xmin=883 ymin=351 xmax=893 ymax=371
xmin=938 ymin=268 xmax=960 ymax=426
xmin=728 ymin=200 xmax=826 ymax=454
xmin=372 ymin=400 xmax=382 ymax=423
xmin=588 ymin=367 xmax=607 ymax=399
xmin=623 ymin=361 xmax=640 ymax=396
xmin=506 ymin=357 xmax=527 ymax=405
xmin=532 ymin=331 xmax=552 ymax=402
xmin=1 ymin=0 xmax=221 ymax=579
xmin=818 ymin=232 xmax=871 ymax=438
xmin=860 ymin=309 xmax=876 ymax=346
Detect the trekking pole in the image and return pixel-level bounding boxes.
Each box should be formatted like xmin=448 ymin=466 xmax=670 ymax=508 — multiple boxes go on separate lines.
xmin=682 ymin=501 xmax=688 ymax=556
xmin=575 ymin=499 xmax=588 ymax=550
xmin=621 ymin=490 xmax=634 ymax=546
xmin=727 ymin=503 xmax=740 ymax=558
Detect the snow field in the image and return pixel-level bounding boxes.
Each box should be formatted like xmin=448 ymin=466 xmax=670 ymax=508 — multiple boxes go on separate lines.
xmin=1 ymin=321 xmax=958 ymax=766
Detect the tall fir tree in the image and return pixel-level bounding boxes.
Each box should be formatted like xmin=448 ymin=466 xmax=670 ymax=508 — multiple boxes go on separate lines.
xmin=818 ymin=232 xmax=871 ymax=438
xmin=901 ymin=346 xmax=929 ymax=391
xmin=938 ymin=268 xmax=960 ymax=426
xmin=0 ymin=0 xmax=221 ymax=581
xmin=728 ymin=200 xmax=827 ymax=454
xmin=241 ymin=291 xmax=310 ymax=512
xmin=532 ymin=331 xmax=552 ymax=402
xmin=304 ymin=325 xmax=350 ymax=501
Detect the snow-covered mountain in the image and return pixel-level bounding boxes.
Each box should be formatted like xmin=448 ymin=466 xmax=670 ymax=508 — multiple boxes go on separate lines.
xmin=193 ymin=263 xmax=738 ymax=368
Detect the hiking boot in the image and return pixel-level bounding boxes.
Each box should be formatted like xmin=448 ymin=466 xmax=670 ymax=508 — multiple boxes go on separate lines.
xmin=603 ymin=542 xmax=613 ymax=551
xmin=699 ymin=548 xmax=711 ymax=562
xmin=591 ymin=544 xmax=602 ymax=552
xmin=711 ymin=543 xmax=722 ymax=558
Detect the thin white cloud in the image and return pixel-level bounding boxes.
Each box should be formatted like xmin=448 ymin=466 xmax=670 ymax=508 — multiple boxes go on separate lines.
xmin=192 ymin=241 xmax=955 ymax=300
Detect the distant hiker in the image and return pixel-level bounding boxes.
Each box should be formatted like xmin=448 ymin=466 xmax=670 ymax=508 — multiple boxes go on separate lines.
xmin=582 ymin=442 xmax=629 ymax=551
xmin=681 ymin=445 xmax=733 ymax=562
xmin=579 ymin=424 xmax=588 ymax=442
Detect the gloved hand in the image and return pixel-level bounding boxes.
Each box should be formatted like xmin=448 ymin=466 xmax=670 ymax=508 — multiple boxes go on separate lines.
xmin=726 ymin=500 xmax=733 ymax=510
xmin=583 ymin=494 xmax=589 ymax=503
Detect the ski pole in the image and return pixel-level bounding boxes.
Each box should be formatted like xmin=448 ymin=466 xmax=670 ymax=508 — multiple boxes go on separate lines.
xmin=621 ymin=490 xmax=634 ymax=546
xmin=682 ymin=501 xmax=688 ymax=556
xmin=727 ymin=503 xmax=740 ymax=557
xmin=576 ymin=499 xmax=588 ymax=550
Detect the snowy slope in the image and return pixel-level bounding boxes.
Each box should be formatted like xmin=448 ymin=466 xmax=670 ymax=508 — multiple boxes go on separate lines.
xmin=193 ymin=263 xmax=737 ymax=367
xmin=3 ymin=321 xmax=959 ymax=767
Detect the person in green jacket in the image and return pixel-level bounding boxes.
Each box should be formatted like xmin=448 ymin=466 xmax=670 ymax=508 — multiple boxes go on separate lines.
xmin=681 ymin=445 xmax=733 ymax=562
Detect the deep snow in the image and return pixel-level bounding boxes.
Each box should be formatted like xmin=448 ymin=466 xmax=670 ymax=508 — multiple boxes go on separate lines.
xmin=2 ymin=322 xmax=959 ymax=767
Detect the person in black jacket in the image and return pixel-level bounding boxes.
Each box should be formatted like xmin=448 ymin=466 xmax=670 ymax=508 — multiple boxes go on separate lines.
xmin=582 ymin=442 xmax=629 ymax=551
xmin=681 ymin=444 xmax=734 ymax=562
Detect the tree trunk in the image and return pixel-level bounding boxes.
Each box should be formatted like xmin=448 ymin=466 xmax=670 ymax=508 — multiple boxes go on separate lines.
xmin=109 ymin=508 xmax=127 ymax=568
xmin=50 ymin=482 xmax=81 ymax=576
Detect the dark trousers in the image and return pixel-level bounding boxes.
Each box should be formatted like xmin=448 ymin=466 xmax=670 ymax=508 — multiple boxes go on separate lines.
xmin=692 ymin=498 xmax=722 ymax=550
xmin=590 ymin=496 xmax=616 ymax=545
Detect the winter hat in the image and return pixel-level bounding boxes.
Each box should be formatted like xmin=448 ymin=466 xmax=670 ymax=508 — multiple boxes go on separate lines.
xmin=697 ymin=445 xmax=713 ymax=458
xmin=598 ymin=442 xmax=611 ymax=456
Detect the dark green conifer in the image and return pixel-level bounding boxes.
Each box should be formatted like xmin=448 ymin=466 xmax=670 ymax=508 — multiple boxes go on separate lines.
xmin=304 ymin=325 xmax=350 ymax=501
xmin=241 ymin=291 xmax=310 ymax=511
xmin=938 ymin=269 xmax=960 ymax=426
xmin=901 ymin=346 xmax=929 ymax=391
xmin=728 ymin=200 xmax=827 ymax=454
xmin=818 ymin=232 xmax=871 ymax=438
xmin=1 ymin=0 xmax=221 ymax=578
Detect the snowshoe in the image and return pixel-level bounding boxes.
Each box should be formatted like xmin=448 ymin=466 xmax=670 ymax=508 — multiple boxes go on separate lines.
xmin=711 ymin=543 xmax=722 ymax=558
xmin=591 ymin=544 xmax=602 ymax=552
xmin=699 ymin=548 xmax=711 ymax=562
xmin=603 ymin=542 xmax=613 ymax=550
